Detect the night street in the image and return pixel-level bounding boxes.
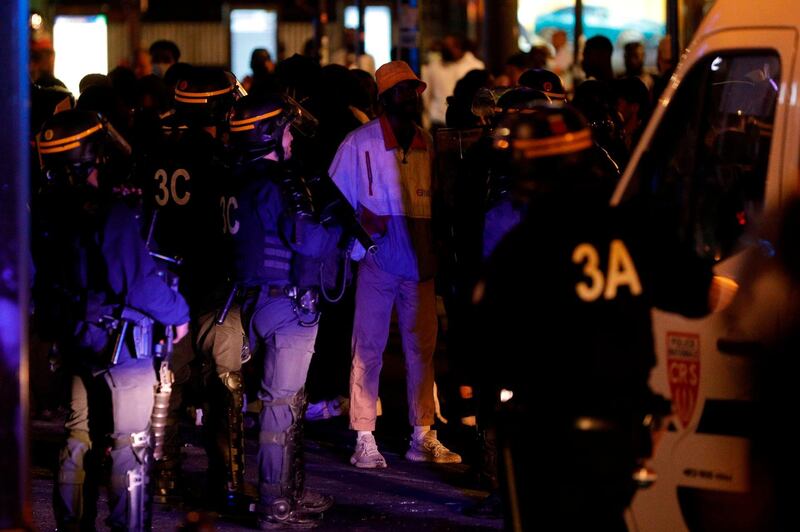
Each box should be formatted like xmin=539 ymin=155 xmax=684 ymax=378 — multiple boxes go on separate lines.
xmin=29 ymin=337 xmax=503 ymax=531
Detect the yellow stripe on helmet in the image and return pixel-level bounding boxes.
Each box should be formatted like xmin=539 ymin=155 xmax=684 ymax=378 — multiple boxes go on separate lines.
xmin=508 ymin=128 xmax=593 ymax=159
xmin=174 ymin=95 xmax=209 ymax=104
xmin=38 ymin=141 xmax=81 ymax=154
xmin=229 ymin=108 xmax=282 ymax=127
xmin=174 ymin=86 xmax=234 ymax=99
xmin=229 ymin=124 xmax=256 ymax=132
xmin=38 ymin=123 xmax=103 ymax=148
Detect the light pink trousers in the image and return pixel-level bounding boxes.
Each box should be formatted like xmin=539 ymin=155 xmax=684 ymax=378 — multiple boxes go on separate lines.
xmin=349 ymin=256 xmax=437 ymax=431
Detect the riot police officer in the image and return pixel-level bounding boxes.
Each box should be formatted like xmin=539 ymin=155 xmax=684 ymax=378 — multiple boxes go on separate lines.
xmin=32 ymin=109 xmax=190 ymax=531
xmin=475 ymin=104 xmax=711 ymax=531
xmin=139 ymin=66 xmax=247 ymax=508
xmin=518 ymin=68 xmax=568 ymax=101
xmin=226 ymin=94 xmax=340 ymax=528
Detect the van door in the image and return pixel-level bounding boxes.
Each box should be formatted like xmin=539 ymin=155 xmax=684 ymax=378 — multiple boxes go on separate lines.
xmin=617 ymin=28 xmax=796 ymax=532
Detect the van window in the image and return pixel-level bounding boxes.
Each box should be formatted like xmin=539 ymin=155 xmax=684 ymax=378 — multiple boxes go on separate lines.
xmin=632 ymin=52 xmax=780 ymax=261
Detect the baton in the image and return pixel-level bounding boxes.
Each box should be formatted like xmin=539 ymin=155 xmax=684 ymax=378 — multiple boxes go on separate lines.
xmin=148 ymin=251 xmax=184 ymax=266
xmin=216 ymin=284 xmax=239 ymax=325
xmin=111 ymin=320 xmax=130 ymax=365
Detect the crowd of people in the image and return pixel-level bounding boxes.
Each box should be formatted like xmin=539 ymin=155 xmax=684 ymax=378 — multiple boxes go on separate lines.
xmin=28 ymin=32 xmax=717 ymax=532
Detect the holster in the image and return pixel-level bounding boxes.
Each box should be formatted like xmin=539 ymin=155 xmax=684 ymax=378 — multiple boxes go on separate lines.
xmin=285 ymin=286 xmax=320 ymax=327
xmin=121 ymin=307 xmax=155 ymax=359
xmin=106 ymin=307 xmax=155 ymax=365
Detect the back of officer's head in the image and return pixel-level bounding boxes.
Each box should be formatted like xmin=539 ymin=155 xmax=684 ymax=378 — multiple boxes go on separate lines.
xmin=37 ymin=109 xmax=107 ymax=186
xmin=228 ymin=93 xmax=290 ymax=162
xmin=493 ymin=103 xmax=612 ymax=202
xmin=518 ymin=69 xmax=567 ymax=101
xmin=174 ymin=66 xmax=239 ymax=128
xmin=484 ymin=87 xmax=550 ymax=126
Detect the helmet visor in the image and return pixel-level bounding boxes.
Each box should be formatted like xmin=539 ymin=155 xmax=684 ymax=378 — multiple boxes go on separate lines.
xmin=284 ymin=94 xmax=319 ymax=138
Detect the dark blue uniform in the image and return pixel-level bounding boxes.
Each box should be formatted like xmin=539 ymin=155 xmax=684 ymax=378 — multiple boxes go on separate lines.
xmin=32 ymin=185 xmax=189 ymax=529
xmin=139 ymin=127 xmax=242 ymax=503
xmin=227 ymin=158 xmax=339 ymax=519
xmin=478 ymin=192 xmax=711 ymax=531
xmin=142 ymin=128 xmax=230 ymax=314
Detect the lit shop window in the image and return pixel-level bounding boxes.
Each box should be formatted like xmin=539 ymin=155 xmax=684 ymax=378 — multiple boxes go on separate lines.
xmin=230 ymin=9 xmax=278 ymax=82
xmin=344 ymin=5 xmax=392 ymax=68
xmin=53 ymin=15 xmax=108 ymax=96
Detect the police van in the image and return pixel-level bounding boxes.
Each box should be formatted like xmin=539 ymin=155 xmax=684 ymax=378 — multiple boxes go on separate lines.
xmin=611 ymin=0 xmax=798 ymax=530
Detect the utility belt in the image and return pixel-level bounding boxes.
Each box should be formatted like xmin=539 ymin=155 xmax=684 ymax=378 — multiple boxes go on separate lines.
xmin=100 ymin=306 xmax=155 ymax=365
xmin=496 ymin=392 xmax=671 ymax=488
xmin=217 ymin=282 xmax=319 ymax=327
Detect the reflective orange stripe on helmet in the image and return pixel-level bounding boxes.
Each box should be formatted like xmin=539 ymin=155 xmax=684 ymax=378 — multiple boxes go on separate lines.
xmin=38 ymin=123 xmax=103 ymax=149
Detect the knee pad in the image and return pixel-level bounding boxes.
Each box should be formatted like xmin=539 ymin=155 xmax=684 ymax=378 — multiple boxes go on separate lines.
xmin=58 ymin=431 xmax=92 ymax=485
xmin=218 ymin=370 xmax=244 ymax=412
xmin=288 ymin=388 xmax=308 ymax=423
xmin=220 ymin=370 xmax=244 ymax=394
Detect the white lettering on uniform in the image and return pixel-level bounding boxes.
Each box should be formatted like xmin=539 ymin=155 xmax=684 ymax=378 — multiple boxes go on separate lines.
xmin=154 ymin=168 xmax=192 ymax=206
xmin=220 ymin=196 xmax=240 ymax=235
xmin=604 ymin=239 xmax=643 ymax=299
xmin=573 ymin=243 xmax=604 ymax=301
xmin=154 ymin=169 xmax=169 ymax=206
xmin=171 ymin=169 xmax=191 ymax=206
xmin=572 ymin=240 xmax=642 ymax=302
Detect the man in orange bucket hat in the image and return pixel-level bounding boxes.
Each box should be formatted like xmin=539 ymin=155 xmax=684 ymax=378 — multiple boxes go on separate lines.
xmin=329 ymin=60 xmax=461 ymax=469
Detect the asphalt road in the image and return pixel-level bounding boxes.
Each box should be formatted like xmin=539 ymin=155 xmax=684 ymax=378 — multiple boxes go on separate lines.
xmin=30 ymin=413 xmax=501 ymax=531
xmin=29 ymin=309 xmax=503 ymax=531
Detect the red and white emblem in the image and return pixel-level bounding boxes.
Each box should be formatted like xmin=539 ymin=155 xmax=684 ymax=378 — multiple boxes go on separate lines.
xmin=666 ymin=332 xmax=700 ymax=428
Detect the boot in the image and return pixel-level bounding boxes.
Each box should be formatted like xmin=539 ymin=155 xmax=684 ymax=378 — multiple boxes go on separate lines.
xmin=257 ymin=390 xmax=332 ymax=528
xmin=257 ymin=484 xmax=322 ymax=529
xmin=291 ymin=392 xmax=333 ymax=513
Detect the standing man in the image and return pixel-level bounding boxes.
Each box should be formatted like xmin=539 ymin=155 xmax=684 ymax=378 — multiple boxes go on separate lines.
xmin=149 ymin=40 xmax=181 ymax=78
xmin=581 ymin=35 xmax=614 ymax=83
xmin=33 ymin=110 xmax=190 ymax=530
xmin=329 ymin=61 xmax=461 ymax=469
xmin=622 ymin=42 xmax=655 ymax=93
xmin=226 ymin=94 xmax=339 ymax=528
xmin=422 ymin=35 xmax=485 ymax=128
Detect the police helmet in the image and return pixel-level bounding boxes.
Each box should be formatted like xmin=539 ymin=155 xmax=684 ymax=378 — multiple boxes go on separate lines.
xmin=174 ymin=67 xmax=243 ymax=127
xmin=228 ymin=94 xmax=291 ymax=161
xmin=472 ymin=87 xmax=551 ymax=126
xmin=228 ymin=93 xmax=320 ymax=161
xmin=518 ymin=69 xmax=567 ymax=101
xmin=38 ymin=109 xmax=129 ymax=185
xmin=492 ymin=103 xmax=609 ymax=199
xmin=496 ymin=86 xmax=551 ymax=113
xmin=31 ymin=84 xmax=74 ymax=137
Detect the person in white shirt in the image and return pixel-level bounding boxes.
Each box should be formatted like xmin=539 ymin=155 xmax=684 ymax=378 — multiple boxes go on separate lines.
xmin=330 ymin=61 xmax=462 ymax=469
xmin=330 ymin=28 xmax=376 ymax=77
xmin=422 ymin=35 xmax=484 ymax=127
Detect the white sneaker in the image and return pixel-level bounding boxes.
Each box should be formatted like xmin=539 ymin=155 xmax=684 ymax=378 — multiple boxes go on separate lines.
xmin=405 ymin=430 xmax=462 ymax=464
xmin=350 ymin=434 xmax=388 ymax=469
